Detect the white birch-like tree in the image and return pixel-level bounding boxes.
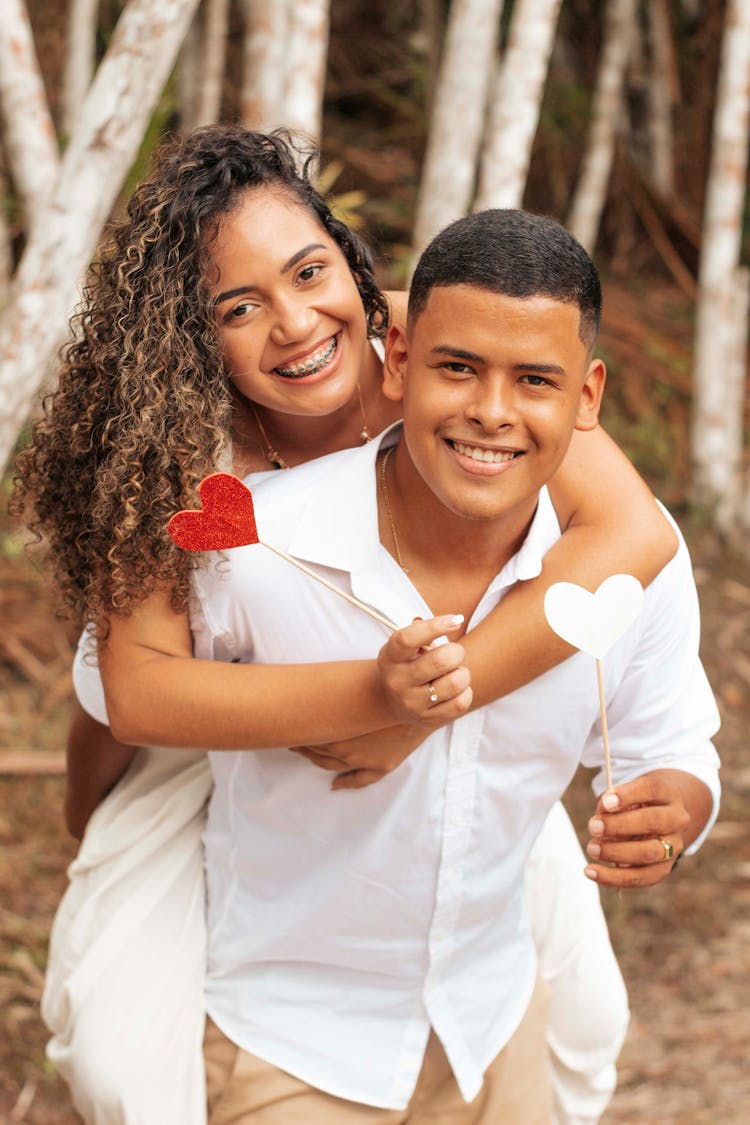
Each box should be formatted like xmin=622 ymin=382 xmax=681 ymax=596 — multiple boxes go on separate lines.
xmin=566 ymin=0 xmax=638 ymax=253
xmin=0 ymin=148 xmax=12 ymax=297
xmin=0 ymin=0 xmax=59 ymax=226
xmin=474 ymin=0 xmax=562 ymax=211
xmin=411 ymin=0 xmax=505 ymax=263
xmin=240 ymin=0 xmax=289 ymax=129
xmin=283 ymin=0 xmax=331 ymax=141
xmin=690 ymin=0 xmax=750 ymax=528
xmin=194 ymin=0 xmax=230 ymax=126
xmin=646 ymin=0 xmax=675 ymax=196
xmin=177 ymin=9 xmax=203 ymax=132
xmin=0 ymin=0 xmax=201 ymax=473
xmin=61 ymin=0 xmax=100 ymax=137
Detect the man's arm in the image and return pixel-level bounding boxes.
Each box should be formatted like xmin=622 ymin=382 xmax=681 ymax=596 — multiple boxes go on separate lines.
xmin=580 ymin=523 xmax=720 ymax=888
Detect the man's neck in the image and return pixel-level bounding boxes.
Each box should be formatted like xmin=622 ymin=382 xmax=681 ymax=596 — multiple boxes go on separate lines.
xmin=377 ymin=443 xmax=538 ymax=621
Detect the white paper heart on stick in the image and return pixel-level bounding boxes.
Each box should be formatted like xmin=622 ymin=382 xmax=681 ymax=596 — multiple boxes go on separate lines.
xmin=544 ymin=574 xmax=644 ymax=659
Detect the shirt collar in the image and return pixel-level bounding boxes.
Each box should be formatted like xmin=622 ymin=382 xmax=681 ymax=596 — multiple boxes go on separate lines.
xmin=288 ymin=421 xmax=561 ymax=592
xmin=287 ymin=423 xmax=399 ymax=573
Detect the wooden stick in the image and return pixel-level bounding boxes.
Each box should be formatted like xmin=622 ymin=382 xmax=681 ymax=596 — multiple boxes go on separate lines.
xmin=260 ymin=539 xmax=399 ymax=632
xmin=595 ymin=657 xmax=613 ymax=790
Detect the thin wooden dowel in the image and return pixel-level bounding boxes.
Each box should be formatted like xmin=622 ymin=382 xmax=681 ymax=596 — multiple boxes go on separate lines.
xmin=260 ymin=540 xmax=399 ymax=632
xmin=595 ymin=657 xmax=612 ymax=790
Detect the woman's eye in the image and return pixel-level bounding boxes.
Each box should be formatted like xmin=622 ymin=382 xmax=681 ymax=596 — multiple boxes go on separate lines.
xmin=226 ymin=301 xmax=255 ymax=321
xmin=298 ymin=263 xmax=323 ymax=283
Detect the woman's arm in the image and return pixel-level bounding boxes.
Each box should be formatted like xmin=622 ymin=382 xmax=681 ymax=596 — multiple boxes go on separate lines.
xmin=462 ymin=425 xmax=678 ymax=706
xmin=100 ymin=589 xmax=469 ymax=749
xmin=65 ymin=700 xmax=137 ymax=839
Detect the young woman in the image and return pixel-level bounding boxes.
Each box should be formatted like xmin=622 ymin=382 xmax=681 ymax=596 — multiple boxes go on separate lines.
xmin=13 ymin=125 xmax=689 ymax=1124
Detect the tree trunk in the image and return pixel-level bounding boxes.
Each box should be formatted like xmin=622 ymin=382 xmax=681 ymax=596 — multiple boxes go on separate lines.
xmin=240 ymin=0 xmax=289 ymax=129
xmin=646 ymin=0 xmax=676 ymax=196
xmin=177 ymin=9 xmax=202 ymax=132
xmin=411 ymin=0 xmax=505 ymax=265
xmin=566 ymin=0 xmax=638 ymax=253
xmin=194 ymin=0 xmax=230 ymax=126
xmin=690 ymin=0 xmax=750 ymax=523
xmin=0 ymin=145 xmax=12 ymax=297
xmin=61 ymin=0 xmax=100 ymax=137
xmin=283 ymin=0 xmax=331 ymax=141
xmin=474 ymin=0 xmax=562 ymax=211
xmin=0 ymin=0 xmax=59 ymax=226
xmin=0 ymin=0 xmax=201 ymax=474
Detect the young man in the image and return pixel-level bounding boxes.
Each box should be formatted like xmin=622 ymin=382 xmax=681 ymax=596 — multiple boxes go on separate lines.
xmin=196 ymin=210 xmax=720 ymax=1122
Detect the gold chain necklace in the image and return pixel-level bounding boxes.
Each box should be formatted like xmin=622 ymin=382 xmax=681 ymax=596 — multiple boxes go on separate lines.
xmin=379 ymin=446 xmax=408 ymax=573
xmin=251 ymin=380 xmax=371 ymax=470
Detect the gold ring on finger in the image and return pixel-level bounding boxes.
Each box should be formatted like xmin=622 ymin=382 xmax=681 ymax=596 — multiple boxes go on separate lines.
xmin=659 ymin=837 xmax=674 ymax=861
xmin=428 ymin=683 xmax=439 ymax=706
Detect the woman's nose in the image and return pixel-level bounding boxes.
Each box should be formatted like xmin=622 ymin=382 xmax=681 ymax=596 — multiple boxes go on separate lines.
xmin=269 ymin=294 xmax=316 ymax=344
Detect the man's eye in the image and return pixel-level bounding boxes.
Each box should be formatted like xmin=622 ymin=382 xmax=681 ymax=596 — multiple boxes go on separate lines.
xmin=442 ymin=362 xmax=473 ymax=374
xmin=521 ymin=374 xmax=549 ymax=386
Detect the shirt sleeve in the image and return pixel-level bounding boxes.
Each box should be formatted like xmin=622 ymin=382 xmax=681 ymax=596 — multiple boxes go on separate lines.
xmin=581 ymin=530 xmax=721 ymax=854
xmin=72 ymin=627 xmax=110 ymax=726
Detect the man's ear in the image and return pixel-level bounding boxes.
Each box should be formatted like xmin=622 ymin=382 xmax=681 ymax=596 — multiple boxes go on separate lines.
xmin=575 ymin=358 xmax=606 ymax=431
xmin=382 ymin=322 xmax=408 ymax=403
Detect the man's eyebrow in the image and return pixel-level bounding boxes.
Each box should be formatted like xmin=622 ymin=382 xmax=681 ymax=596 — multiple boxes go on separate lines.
xmin=515 ymin=362 xmax=567 ymax=376
xmin=214 ymin=243 xmax=326 ymax=305
xmin=430 ymin=347 xmax=566 ymax=376
xmin=430 ymin=345 xmax=485 ymax=362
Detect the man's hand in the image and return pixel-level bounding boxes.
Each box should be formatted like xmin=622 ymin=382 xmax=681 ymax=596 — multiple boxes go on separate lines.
xmin=583 ymin=770 xmax=711 ymax=888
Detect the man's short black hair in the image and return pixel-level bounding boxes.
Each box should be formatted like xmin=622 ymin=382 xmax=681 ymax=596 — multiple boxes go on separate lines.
xmin=409 ymin=209 xmax=601 ymax=351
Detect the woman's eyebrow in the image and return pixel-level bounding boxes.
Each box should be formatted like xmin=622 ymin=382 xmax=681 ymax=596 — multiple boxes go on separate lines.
xmin=280 ymin=243 xmax=326 ymax=274
xmin=214 ymin=285 xmax=255 ymax=306
xmin=214 ymin=243 xmax=327 ymax=305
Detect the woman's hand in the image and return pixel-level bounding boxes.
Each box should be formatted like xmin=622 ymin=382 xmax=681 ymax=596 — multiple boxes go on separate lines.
xmin=583 ymin=770 xmax=711 ymax=888
xmin=290 ymin=614 xmax=471 ymax=788
xmin=376 ymin=614 xmax=472 ymax=725
xmin=291 ymin=724 xmax=429 ymax=789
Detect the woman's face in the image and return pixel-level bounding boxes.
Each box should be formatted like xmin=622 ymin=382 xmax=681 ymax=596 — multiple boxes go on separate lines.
xmin=208 ymin=187 xmax=369 ymax=418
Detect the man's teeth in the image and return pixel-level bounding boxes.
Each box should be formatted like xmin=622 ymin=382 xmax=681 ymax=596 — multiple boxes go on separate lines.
xmin=452 ymin=441 xmax=518 ymax=464
xmin=275 ymin=337 xmax=337 ymax=378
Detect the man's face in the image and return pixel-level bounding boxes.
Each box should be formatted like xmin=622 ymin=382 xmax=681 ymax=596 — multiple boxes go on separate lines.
xmin=383 ymin=285 xmax=605 ymax=528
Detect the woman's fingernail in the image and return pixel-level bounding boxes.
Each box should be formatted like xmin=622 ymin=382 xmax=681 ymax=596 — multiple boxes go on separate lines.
xmin=587 ymin=841 xmax=601 ymax=858
xmin=446 ymin=615 xmax=464 ymax=627
xmin=585 ymin=866 xmax=599 ymax=881
xmin=589 ymin=818 xmax=605 ymax=837
xmin=603 ymin=792 xmax=620 ymax=810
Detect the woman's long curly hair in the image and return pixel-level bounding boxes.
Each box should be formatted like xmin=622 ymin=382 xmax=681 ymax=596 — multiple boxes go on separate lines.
xmin=11 ymin=125 xmax=389 ymax=637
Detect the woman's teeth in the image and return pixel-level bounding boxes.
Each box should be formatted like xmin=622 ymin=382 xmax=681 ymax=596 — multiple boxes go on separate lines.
xmin=275 ymin=336 xmax=337 ymax=378
xmin=452 ymin=441 xmax=519 ymax=464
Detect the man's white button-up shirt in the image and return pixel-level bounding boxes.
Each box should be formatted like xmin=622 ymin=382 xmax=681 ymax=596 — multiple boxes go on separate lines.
xmin=193 ymin=426 xmax=720 ymax=1110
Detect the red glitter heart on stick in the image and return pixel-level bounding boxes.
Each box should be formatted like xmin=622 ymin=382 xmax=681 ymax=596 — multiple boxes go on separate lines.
xmin=168 ymin=472 xmax=398 ymax=631
xmin=167 ymin=473 xmax=259 ymax=551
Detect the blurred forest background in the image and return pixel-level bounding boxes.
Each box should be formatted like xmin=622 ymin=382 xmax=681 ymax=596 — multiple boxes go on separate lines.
xmin=1 ymin=0 xmax=750 ymax=1121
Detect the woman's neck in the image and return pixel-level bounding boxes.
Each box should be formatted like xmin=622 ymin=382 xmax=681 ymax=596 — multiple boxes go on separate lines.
xmin=230 ymin=339 xmax=400 ymax=477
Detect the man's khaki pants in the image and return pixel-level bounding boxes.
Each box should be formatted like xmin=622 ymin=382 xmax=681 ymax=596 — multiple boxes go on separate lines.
xmin=204 ymin=981 xmax=553 ymax=1123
